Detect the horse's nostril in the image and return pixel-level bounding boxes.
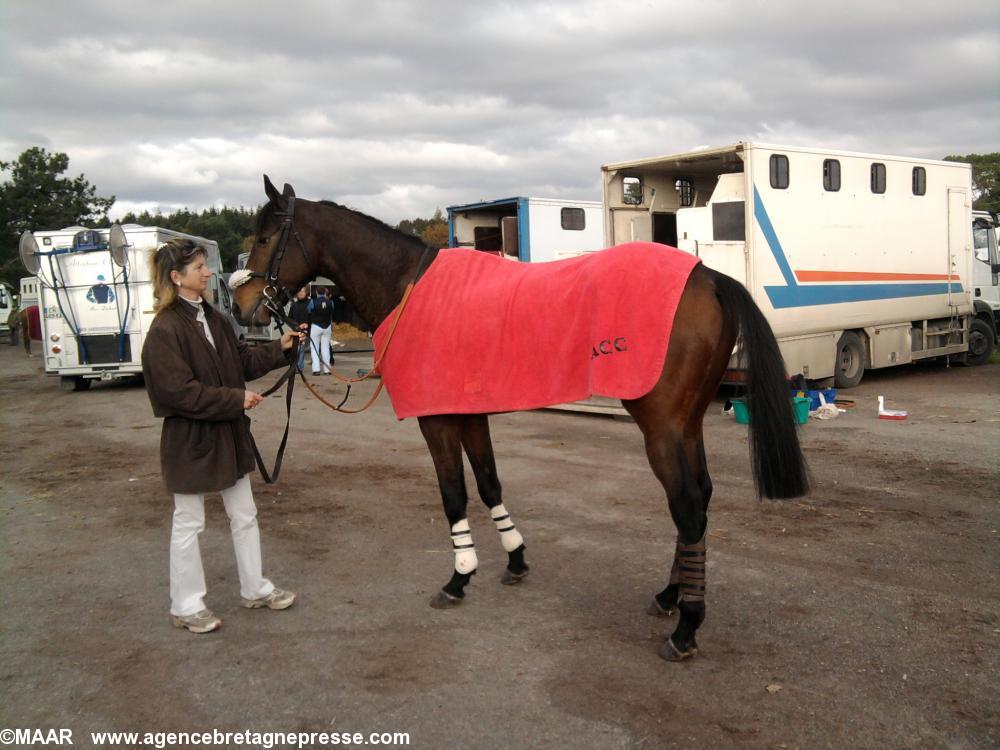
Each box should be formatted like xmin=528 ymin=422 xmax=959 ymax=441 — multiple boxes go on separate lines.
xmin=232 ymin=302 xmax=241 ymax=319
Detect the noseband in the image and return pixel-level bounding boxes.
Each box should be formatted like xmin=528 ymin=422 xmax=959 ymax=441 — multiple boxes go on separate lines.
xmin=231 ymin=196 xmax=310 ymax=328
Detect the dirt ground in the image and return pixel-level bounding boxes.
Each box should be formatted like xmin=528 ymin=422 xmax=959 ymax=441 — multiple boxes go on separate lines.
xmin=1 ymin=343 xmax=997 ymax=749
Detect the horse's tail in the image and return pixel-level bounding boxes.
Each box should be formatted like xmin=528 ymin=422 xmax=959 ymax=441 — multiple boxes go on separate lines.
xmin=709 ymin=268 xmax=809 ymax=499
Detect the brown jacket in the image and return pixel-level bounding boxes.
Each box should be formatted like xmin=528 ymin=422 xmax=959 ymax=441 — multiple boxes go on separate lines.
xmin=141 ymin=299 xmax=290 ymax=494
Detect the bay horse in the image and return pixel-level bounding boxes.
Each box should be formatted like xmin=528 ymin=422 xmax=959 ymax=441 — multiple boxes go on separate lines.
xmin=233 ymin=176 xmax=809 ymax=662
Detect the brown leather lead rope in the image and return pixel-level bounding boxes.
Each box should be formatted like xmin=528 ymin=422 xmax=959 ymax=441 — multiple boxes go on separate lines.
xmin=299 ymin=370 xmax=384 ymax=413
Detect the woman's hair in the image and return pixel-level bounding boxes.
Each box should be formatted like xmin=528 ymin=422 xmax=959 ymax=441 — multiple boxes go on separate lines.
xmin=149 ymin=238 xmax=207 ymax=312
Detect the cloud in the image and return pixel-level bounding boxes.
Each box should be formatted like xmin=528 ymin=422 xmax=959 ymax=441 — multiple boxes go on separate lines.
xmin=2 ymin=0 xmax=997 ymax=225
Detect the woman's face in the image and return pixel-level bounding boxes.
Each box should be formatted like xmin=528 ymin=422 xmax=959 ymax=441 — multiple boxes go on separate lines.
xmin=172 ymin=254 xmax=213 ymax=297
xmin=296 ymin=288 xmax=308 ymax=300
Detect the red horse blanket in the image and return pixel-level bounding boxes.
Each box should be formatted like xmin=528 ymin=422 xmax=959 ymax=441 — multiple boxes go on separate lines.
xmin=372 ymin=242 xmax=700 ymax=418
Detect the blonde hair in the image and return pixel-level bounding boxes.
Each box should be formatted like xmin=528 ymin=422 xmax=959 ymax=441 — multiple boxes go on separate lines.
xmin=149 ymin=238 xmax=207 ymax=313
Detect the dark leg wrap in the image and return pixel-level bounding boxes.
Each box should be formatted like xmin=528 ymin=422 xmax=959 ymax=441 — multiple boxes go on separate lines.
xmin=664 ymin=534 xmax=707 ymax=658
xmin=442 ymin=569 xmax=475 ymax=599
xmin=678 ymin=534 xmax=706 ymax=603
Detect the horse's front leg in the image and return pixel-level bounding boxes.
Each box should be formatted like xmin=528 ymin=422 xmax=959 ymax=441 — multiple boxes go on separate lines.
xmin=419 ymin=415 xmax=477 ymax=608
xmin=460 ymin=415 xmax=529 ymax=585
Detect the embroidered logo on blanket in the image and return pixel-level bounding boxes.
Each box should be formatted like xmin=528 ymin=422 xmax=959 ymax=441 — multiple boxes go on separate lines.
xmin=592 ymin=337 xmax=628 ymax=358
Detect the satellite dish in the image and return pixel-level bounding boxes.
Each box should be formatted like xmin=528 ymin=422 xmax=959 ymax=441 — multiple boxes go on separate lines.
xmin=109 ymin=223 xmax=129 ymax=267
xmin=19 ymin=231 xmax=41 ymax=275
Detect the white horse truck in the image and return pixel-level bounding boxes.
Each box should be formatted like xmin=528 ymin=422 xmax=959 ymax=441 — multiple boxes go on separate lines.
xmin=601 ymin=142 xmax=992 ymax=387
xmin=447 ymin=197 xmax=603 ymax=262
xmin=972 ymin=210 xmax=1000 ymax=337
xmin=19 ymin=224 xmax=238 ymax=390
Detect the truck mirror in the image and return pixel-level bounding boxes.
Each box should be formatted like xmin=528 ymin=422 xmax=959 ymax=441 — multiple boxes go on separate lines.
xmin=19 ymin=231 xmax=41 ymax=274
xmin=109 ymin=223 xmax=129 ymax=267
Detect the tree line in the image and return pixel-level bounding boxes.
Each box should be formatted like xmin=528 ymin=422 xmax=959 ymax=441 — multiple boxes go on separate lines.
xmin=1 ymin=146 xmax=997 ymax=291
xmin=0 ymin=147 xmax=450 ymax=290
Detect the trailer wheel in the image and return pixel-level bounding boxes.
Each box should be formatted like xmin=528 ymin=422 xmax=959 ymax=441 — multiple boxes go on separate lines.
xmin=834 ymin=331 xmax=866 ymax=388
xmin=965 ymin=318 xmax=995 ymax=366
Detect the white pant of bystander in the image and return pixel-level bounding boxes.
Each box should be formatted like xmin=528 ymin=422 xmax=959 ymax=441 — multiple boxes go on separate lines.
xmin=310 ymin=324 xmax=332 ymax=374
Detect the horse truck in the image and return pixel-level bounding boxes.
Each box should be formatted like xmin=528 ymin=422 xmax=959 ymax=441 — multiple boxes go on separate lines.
xmin=601 ymin=142 xmax=994 ymax=387
xmin=446 ymin=197 xmax=604 ymax=262
xmin=19 ymin=224 xmax=239 ymax=390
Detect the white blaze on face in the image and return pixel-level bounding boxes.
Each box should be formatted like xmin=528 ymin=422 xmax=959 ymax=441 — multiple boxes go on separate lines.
xmin=490 ymin=503 xmax=523 ymax=552
xmin=450 ymin=519 xmax=478 ymax=574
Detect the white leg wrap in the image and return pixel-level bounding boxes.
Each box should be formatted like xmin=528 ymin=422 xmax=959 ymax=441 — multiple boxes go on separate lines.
xmin=450 ymin=519 xmax=478 ymax=574
xmin=490 ymin=504 xmax=524 ymax=553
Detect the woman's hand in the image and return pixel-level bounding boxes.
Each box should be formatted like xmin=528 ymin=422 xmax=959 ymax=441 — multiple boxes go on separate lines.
xmin=281 ymin=328 xmax=306 ymax=351
xmin=244 ymin=390 xmax=264 ymax=410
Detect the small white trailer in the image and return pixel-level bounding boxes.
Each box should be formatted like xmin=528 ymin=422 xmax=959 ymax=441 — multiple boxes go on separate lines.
xmin=19 ymin=276 xmax=40 ymax=307
xmin=19 ymin=224 xmax=239 ymax=390
xmin=602 ymin=142 xmax=992 ymax=386
xmin=447 ymin=196 xmax=603 ymax=262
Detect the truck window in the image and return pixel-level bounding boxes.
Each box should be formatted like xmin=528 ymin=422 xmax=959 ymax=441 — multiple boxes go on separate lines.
xmin=823 ymin=159 xmax=840 ymax=192
xmin=675 ymin=178 xmax=694 ymax=207
xmin=973 ymin=223 xmax=991 ymax=263
xmin=622 ymin=177 xmax=643 ymax=205
xmin=769 ymin=155 xmax=789 ymax=189
xmin=912 ymin=167 xmax=926 ymax=196
xmin=871 ymin=163 xmax=886 ymax=194
xmin=561 ymin=207 xmax=586 ymax=231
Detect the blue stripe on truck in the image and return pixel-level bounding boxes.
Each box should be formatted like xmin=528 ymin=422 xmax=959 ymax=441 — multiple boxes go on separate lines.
xmin=753 ymin=185 xmax=963 ymax=309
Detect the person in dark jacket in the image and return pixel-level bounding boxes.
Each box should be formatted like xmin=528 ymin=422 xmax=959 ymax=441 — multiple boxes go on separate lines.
xmin=287 ymin=286 xmax=311 ymax=372
xmin=308 ymin=288 xmax=334 ymax=375
xmin=141 ymin=239 xmax=304 ymax=634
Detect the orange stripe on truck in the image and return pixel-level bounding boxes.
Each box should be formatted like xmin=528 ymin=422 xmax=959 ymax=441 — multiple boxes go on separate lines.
xmin=794 ymin=270 xmax=960 ymax=282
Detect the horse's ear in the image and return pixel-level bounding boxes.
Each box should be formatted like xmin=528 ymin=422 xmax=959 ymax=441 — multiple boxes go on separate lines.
xmin=282 ymin=183 xmax=296 ymax=198
xmin=263 ymin=175 xmax=286 ymax=209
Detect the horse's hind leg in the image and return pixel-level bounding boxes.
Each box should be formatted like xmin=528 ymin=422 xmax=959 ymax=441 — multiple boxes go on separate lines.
xmin=460 ymin=415 xmax=529 ymax=584
xmin=418 ymin=415 xmax=477 ymax=608
xmin=647 ymin=438 xmax=712 ymax=618
xmin=623 ymin=265 xmax=732 ymax=661
xmin=627 ymin=420 xmax=710 ymax=661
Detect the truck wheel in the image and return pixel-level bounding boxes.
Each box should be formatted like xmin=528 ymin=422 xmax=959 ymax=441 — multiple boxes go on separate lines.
xmin=834 ymin=331 xmax=866 ymax=388
xmin=61 ymin=376 xmax=91 ymax=391
xmin=966 ymin=318 xmax=995 ymax=366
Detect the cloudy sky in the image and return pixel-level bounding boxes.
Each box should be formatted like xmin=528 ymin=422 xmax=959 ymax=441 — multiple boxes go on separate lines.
xmin=2 ymin=0 xmax=997 ymax=225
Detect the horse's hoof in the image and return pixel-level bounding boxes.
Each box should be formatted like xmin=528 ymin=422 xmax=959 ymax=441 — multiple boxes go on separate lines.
xmin=646 ymin=598 xmax=675 ymax=617
xmin=501 ymin=568 xmax=528 ymax=586
xmin=659 ymin=638 xmax=698 ymax=662
xmin=429 ymin=590 xmax=462 ymax=609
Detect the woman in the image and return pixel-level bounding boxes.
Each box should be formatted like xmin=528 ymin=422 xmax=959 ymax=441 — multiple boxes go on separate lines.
xmin=141 ymin=238 xmax=304 ymax=634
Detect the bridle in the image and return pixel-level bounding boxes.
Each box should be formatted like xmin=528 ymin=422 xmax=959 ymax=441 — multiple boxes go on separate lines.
xmin=235 ymin=195 xmax=311 ymax=329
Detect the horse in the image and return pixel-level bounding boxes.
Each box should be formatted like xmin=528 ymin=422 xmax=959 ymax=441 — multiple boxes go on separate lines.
xmin=232 ymin=176 xmax=809 ymax=662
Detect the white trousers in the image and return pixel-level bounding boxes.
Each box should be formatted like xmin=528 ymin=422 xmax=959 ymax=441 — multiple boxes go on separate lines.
xmin=170 ymin=474 xmax=274 ymax=616
xmin=310 ymin=323 xmax=331 ymax=374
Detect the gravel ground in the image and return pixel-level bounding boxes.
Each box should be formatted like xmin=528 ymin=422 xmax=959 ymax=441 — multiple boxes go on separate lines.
xmin=1 ymin=343 xmax=997 ymax=749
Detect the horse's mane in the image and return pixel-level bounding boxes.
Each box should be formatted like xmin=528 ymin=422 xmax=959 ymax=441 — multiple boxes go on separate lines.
xmin=316 ymin=200 xmax=428 ymax=248
xmin=256 ymin=198 xmax=427 ymax=249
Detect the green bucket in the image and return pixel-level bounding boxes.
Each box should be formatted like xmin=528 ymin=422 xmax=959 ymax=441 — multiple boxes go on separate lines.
xmin=732 ymin=396 xmax=810 ymax=426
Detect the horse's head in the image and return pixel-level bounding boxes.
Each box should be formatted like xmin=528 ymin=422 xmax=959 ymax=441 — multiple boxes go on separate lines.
xmin=231 ymin=175 xmax=314 ymax=326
